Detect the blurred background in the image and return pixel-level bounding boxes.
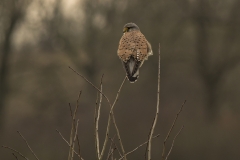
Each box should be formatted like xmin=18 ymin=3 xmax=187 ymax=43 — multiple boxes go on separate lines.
xmin=1 ymin=0 xmax=240 ymax=159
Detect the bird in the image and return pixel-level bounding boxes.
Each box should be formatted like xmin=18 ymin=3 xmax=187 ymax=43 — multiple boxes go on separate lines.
xmin=117 ymin=22 xmax=153 ymax=83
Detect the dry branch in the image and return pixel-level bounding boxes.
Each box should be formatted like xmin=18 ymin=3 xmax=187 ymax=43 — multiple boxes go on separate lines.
xmin=69 ymin=66 xmax=127 ymax=160
xmin=12 ymin=153 xmax=19 ymax=160
xmin=94 ymin=89 xmax=99 ymax=159
xmin=56 ymin=129 xmax=84 ymax=160
xmin=68 ymin=91 xmax=82 ymax=160
xmin=76 ymin=134 xmax=81 ymax=160
xmin=101 ymin=77 xmax=127 ymax=160
xmin=71 ymin=119 xmax=80 ymax=160
xmin=165 ymin=125 xmax=184 ymax=160
xmin=69 ymin=67 xmax=111 ymax=105
xmin=146 ymin=43 xmax=161 ymax=160
xmin=108 ymin=135 xmax=122 ymax=157
xmin=95 ymin=74 xmax=104 ymax=159
xmin=119 ymin=134 xmax=160 ymax=160
xmin=2 ymin=146 xmax=28 ymax=160
xmin=108 ymin=135 xmax=115 ymax=156
xmin=107 ymin=148 xmax=116 ymax=160
xmin=161 ymin=100 xmax=186 ymax=160
xmin=17 ymin=131 xmax=39 ymax=160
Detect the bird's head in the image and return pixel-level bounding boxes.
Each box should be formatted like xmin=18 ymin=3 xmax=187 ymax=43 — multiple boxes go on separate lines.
xmin=123 ymin=23 xmax=140 ymax=33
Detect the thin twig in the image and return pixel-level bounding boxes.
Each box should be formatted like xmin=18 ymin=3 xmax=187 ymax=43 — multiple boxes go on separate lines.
xmin=69 ymin=66 xmax=127 ymax=160
xmin=165 ymin=125 xmax=184 ymax=160
xmin=107 ymin=135 xmax=115 ymax=159
xmin=71 ymin=119 xmax=80 ymax=160
xmin=145 ymin=116 xmax=156 ymax=159
xmin=69 ymin=66 xmax=111 ymax=106
xmin=56 ymin=129 xmax=84 ymax=160
xmin=109 ymin=76 xmax=127 ymax=157
xmin=95 ymin=74 xmax=104 ymax=160
xmin=74 ymin=93 xmax=82 ymax=149
xmin=108 ymin=135 xmax=122 ymax=157
xmin=76 ymin=134 xmax=81 ymax=160
xmin=17 ymin=131 xmax=39 ymax=160
xmin=68 ymin=103 xmax=73 ymax=160
xmin=107 ymin=148 xmax=116 ymax=160
xmin=94 ymin=87 xmax=99 ymax=159
xmin=2 ymin=146 xmax=28 ymax=160
xmin=146 ymin=43 xmax=161 ymax=160
xmin=108 ymin=136 xmax=114 ymax=156
xmin=100 ymin=76 xmax=127 ymax=160
xmin=68 ymin=91 xmax=82 ymax=160
xmin=119 ymin=134 xmax=160 ymax=160
xmin=68 ymin=116 xmax=74 ymax=158
xmin=12 ymin=153 xmax=19 ymax=160
xmin=69 ymin=103 xmax=73 ymax=118
xmin=161 ymin=100 xmax=186 ymax=160
xmin=69 ymin=67 xmax=113 ymax=160
xmin=56 ymin=129 xmax=71 ymax=146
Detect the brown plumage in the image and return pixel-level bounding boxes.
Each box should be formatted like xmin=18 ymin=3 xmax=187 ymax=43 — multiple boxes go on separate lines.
xmin=117 ymin=23 xmax=153 ymax=83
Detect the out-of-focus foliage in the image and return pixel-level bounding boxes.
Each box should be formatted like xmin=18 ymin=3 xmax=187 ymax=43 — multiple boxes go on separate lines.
xmin=1 ymin=0 xmax=240 ymax=159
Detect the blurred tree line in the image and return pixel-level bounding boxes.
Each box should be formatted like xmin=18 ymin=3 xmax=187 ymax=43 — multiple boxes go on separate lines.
xmin=1 ymin=0 xmax=240 ymax=159
xmin=1 ymin=0 xmax=240 ymax=122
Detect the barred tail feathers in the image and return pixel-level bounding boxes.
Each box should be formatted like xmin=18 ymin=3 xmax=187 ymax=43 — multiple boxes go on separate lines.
xmin=123 ymin=57 xmax=140 ymax=83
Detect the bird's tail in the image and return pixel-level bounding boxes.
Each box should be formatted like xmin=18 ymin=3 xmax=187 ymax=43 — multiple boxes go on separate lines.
xmin=123 ymin=56 xmax=141 ymax=83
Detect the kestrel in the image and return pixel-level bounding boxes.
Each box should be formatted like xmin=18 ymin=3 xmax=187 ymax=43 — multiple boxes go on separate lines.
xmin=117 ymin=23 xmax=153 ymax=83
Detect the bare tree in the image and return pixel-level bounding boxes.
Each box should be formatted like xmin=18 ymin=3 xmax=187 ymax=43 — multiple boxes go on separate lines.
xmin=2 ymin=44 xmax=185 ymax=160
xmin=192 ymin=0 xmax=240 ymax=118
xmin=0 ymin=0 xmax=29 ymax=128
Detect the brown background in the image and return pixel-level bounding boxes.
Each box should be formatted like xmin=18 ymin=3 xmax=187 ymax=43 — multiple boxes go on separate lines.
xmin=1 ymin=0 xmax=240 ymax=159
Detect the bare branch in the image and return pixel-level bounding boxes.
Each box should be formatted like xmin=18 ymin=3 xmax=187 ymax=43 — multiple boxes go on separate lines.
xmin=71 ymin=119 xmax=80 ymax=160
xmin=76 ymin=134 xmax=81 ymax=160
xmin=100 ymin=76 xmax=127 ymax=160
xmin=56 ymin=129 xmax=71 ymax=145
xmin=69 ymin=66 xmax=127 ymax=160
xmin=68 ymin=106 xmax=74 ymax=160
xmin=107 ymin=135 xmax=115 ymax=159
xmin=56 ymin=129 xmax=84 ymax=160
xmin=94 ymin=87 xmax=99 ymax=159
xmin=72 ymin=91 xmax=82 ymax=159
xmin=109 ymin=77 xmax=127 ymax=159
xmin=145 ymin=116 xmax=155 ymax=159
xmin=146 ymin=43 xmax=161 ymax=160
xmin=2 ymin=145 xmax=28 ymax=160
xmin=162 ymin=100 xmax=186 ymax=160
xmin=107 ymin=136 xmax=118 ymax=160
xmin=17 ymin=131 xmax=39 ymax=160
xmin=119 ymin=134 xmax=160 ymax=160
xmin=108 ymin=135 xmax=122 ymax=158
xmin=69 ymin=103 xmax=73 ymax=118
xmin=70 ymin=103 xmax=82 ymax=159
xmin=12 ymin=153 xmax=19 ymax=160
xmin=68 ymin=91 xmax=82 ymax=160
xmin=165 ymin=125 xmax=184 ymax=160
xmin=69 ymin=66 xmax=111 ymax=106
xmin=107 ymin=148 xmax=116 ymax=160
xmin=95 ymin=74 xmax=104 ymax=159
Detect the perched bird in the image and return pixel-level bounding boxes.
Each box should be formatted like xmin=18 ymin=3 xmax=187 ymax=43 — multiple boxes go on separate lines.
xmin=117 ymin=22 xmax=153 ymax=83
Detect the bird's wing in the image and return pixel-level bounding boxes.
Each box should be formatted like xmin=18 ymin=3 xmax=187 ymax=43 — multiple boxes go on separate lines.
xmin=117 ymin=31 xmax=150 ymax=82
xmin=117 ymin=31 xmax=148 ymax=62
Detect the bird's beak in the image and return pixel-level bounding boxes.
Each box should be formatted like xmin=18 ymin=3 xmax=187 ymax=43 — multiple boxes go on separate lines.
xmin=123 ymin=27 xmax=128 ymax=33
